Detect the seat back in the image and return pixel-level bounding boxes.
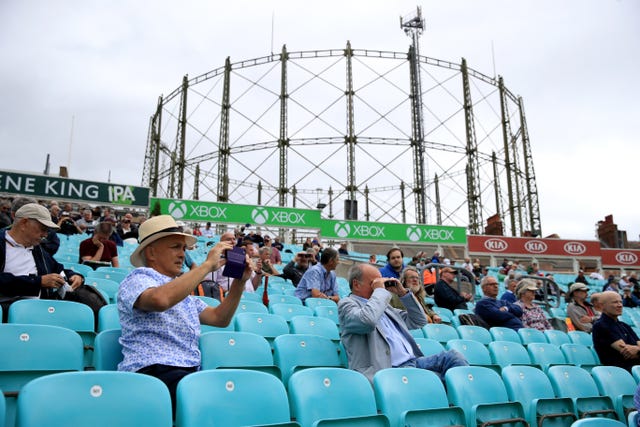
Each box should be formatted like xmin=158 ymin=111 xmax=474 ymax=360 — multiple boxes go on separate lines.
xmin=304 ymin=297 xmax=338 ymax=310
xmin=422 ymin=323 xmax=459 ymax=343
xmin=269 ymin=303 xmax=313 ymax=322
xmin=199 ymin=331 xmax=278 ymax=377
xmin=527 ymin=342 xmax=567 ymax=371
xmin=456 ymin=325 xmax=492 ymax=345
xmin=373 ymin=368 xmax=464 ymax=427
xmin=490 ymin=326 xmax=523 ymax=344
xmin=560 ymin=343 xmax=598 ymax=367
xmin=8 ymin=299 xmax=94 ymax=332
xmin=568 ymin=330 xmax=593 ymax=347
xmin=569 ymin=419 xmax=626 ymax=426
xmin=446 ymin=339 xmax=492 ymax=366
xmin=234 ymin=312 xmax=289 ymax=345
xmin=502 ymin=365 xmax=576 ymax=427
xmin=544 ymin=329 xmax=571 ymax=346
xmin=16 ymin=371 xmax=172 ymax=427
xmin=235 ymin=300 xmax=269 ymax=314
xmin=289 ymin=367 xmax=388 ymax=427
xmin=84 ymin=278 xmax=120 ymax=304
xmin=413 ymin=338 xmax=445 ymax=357
xmin=313 ymin=305 xmax=339 ymax=325
xmin=289 ymin=315 xmax=339 ymax=342
xmin=86 ymin=270 xmax=127 ymax=284
xmin=93 ymin=329 xmax=123 ymax=371
xmin=269 ymin=294 xmax=303 ymax=306
xmin=518 ymin=327 xmax=547 ymax=345
xmin=591 ymin=365 xmax=638 ymax=421
xmin=488 ymin=340 xmax=531 ymax=368
xmin=176 ymin=369 xmax=293 ymax=427
xmin=97 ymin=304 xmax=120 ymax=332
xmin=273 ymin=334 xmax=342 ymax=386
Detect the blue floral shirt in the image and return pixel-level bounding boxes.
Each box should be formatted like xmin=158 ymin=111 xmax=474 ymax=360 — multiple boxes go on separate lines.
xmin=117 ymin=267 xmax=207 ymax=372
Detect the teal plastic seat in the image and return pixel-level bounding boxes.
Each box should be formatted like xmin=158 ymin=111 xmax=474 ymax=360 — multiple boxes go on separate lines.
xmin=240 ymin=291 xmax=262 ymax=302
xmin=413 ymin=338 xmax=445 ymax=357
xmin=446 ymin=339 xmax=497 ymax=371
xmin=373 ymin=368 xmax=465 ymax=427
xmin=270 ymin=303 xmax=313 ymax=322
xmin=97 ymin=304 xmax=120 ymax=332
xmin=547 ymin=365 xmax=617 ymax=420
xmin=422 ymin=323 xmax=459 ymax=344
xmin=273 ymin=334 xmax=342 ymax=387
xmin=313 ymin=305 xmax=339 ymax=325
xmin=195 ymin=296 xmax=220 ymax=307
xmin=86 ymin=269 xmax=127 ymax=284
xmin=518 ymin=327 xmax=548 ymax=345
xmin=560 ymin=343 xmax=598 ymax=371
xmin=63 ymin=262 xmax=93 ymax=277
xmin=234 ymin=312 xmax=289 ymax=347
xmin=0 ymin=324 xmax=84 ymax=427
xmin=235 ymin=300 xmax=269 ymax=314
xmin=632 ymin=365 xmax=640 ymax=383
xmin=445 ymin=366 xmax=528 ymax=427
xmin=590 ymin=365 xmax=638 ymax=421
xmin=84 ymin=278 xmax=120 ymax=304
xmin=456 ymin=325 xmax=492 ymax=345
xmin=490 ymin=326 xmax=523 ymax=344
xmin=544 ymin=329 xmax=571 ymax=346
xmin=17 ymin=371 xmax=172 ymax=427
xmin=569 ymin=418 xmax=626 ymax=426
xmin=93 ymin=329 xmax=123 ymax=371
xmin=176 ymin=369 xmax=298 ymax=427
xmin=502 ymin=365 xmax=576 ymax=427
xmin=289 ymin=315 xmax=340 ymax=342
xmin=432 ymin=306 xmax=454 ymax=320
xmin=568 ymin=331 xmax=593 ymax=347
xmin=304 ymin=297 xmax=338 ymax=310
xmin=289 ymin=367 xmax=389 ymax=427
xmin=269 ymin=294 xmax=303 ymax=307
xmin=408 ymin=328 xmax=425 ymax=338
xmin=8 ymin=299 xmax=96 ymax=367
xmin=199 ymin=331 xmax=280 ymax=378
xmin=488 ymin=340 xmax=531 ymax=368
xmin=527 ymin=342 xmax=569 ymax=372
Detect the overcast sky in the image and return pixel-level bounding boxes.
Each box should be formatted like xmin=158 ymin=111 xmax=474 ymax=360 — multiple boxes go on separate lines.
xmin=1 ymin=0 xmax=638 ymax=241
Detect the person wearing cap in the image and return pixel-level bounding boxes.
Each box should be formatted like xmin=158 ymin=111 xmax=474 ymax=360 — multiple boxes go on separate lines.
xmin=262 ymin=235 xmax=282 ymax=264
xmin=514 ymin=279 xmax=552 ymax=331
xmin=475 ymin=275 xmax=523 ymax=330
xmin=0 ymin=203 xmax=84 ymax=320
xmin=574 ymin=269 xmax=589 ymax=286
xmin=433 ymin=266 xmax=473 ymax=311
xmin=592 ymin=291 xmax=640 ymax=372
xmin=79 ymin=222 xmax=119 ymax=267
xmin=339 ymin=263 xmax=467 ymax=384
xmin=379 ymin=247 xmax=405 ymax=280
xmin=117 ymin=215 xmax=253 ymax=413
xmin=281 ymin=249 xmax=313 ymax=286
xmin=566 ymin=282 xmax=598 ymax=333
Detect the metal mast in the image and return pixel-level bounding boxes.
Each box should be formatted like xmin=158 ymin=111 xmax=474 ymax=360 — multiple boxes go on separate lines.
xmin=401 ymin=6 xmax=427 ymax=224
xmin=519 ymin=97 xmax=542 ymax=236
xmin=278 ymin=45 xmax=289 ymax=207
xmin=175 ymin=75 xmax=189 ymax=199
xmin=345 ymin=41 xmax=357 ymax=219
xmin=217 ymin=57 xmax=232 ymax=203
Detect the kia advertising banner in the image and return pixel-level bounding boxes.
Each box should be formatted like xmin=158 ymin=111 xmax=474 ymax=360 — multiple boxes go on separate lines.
xmin=468 ymin=235 xmax=600 ymax=257
xmin=601 ymin=249 xmax=640 ymax=268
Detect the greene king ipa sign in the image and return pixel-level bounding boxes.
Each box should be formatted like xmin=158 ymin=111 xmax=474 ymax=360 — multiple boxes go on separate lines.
xmin=0 ymin=170 xmax=149 ymax=207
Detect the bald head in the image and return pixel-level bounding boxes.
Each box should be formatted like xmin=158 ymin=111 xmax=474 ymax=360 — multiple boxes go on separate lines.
xmin=599 ymin=291 xmax=623 ymax=318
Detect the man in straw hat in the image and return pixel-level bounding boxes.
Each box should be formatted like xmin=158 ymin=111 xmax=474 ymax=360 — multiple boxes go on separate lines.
xmin=117 ymin=215 xmax=253 ymax=413
xmin=0 ymin=203 xmax=84 ymax=320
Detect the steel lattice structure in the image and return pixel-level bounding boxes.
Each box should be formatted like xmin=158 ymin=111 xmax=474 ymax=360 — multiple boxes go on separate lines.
xmin=142 ymin=41 xmax=541 ymax=237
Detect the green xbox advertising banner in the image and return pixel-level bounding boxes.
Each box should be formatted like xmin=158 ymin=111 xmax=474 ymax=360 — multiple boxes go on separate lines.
xmin=150 ymin=198 xmax=323 ymax=228
xmin=0 ymin=170 xmax=149 ymax=207
xmin=321 ymin=219 xmax=467 ymax=245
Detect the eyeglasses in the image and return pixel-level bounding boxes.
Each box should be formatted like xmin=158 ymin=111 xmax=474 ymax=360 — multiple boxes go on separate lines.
xmin=484 ymin=282 xmax=499 ymax=286
xmin=405 ymin=275 xmax=420 ymax=281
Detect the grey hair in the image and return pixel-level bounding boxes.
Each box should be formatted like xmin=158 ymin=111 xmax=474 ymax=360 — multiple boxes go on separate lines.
xmin=347 ymin=264 xmax=364 ymax=290
xmin=400 ymin=265 xmax=419 ymax=284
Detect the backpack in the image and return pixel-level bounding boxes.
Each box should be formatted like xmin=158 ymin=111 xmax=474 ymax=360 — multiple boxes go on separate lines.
xmin=458 ymin=313 xmax=491 ymax=330
xmin=64 ymin=284 xmax=108 ymax=329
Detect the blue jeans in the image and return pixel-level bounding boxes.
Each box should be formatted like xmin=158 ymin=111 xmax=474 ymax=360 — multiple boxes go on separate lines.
xmin=399 ymin=350 xmax=468 ymax=381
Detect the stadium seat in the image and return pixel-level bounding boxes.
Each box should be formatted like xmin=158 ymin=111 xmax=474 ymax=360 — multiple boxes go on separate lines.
xmin=270 ymin=303 xmax=313 ymax=322
xmin=83 ymin=277 xmax=120 ymax=304
xmin=569 ymin=419 xmax=626 ymax=426
xmin=8 ymin=299 xmax=96 ymax=367
xmin=422 ymin=323 xmax=459 ymax=344
xmin=195 ymin=296 xmax=220 ymax=307
xmin=518 ymin=327 xmax=548 ymax=345
xmin=490 ymin=326 xmax=523 ymax=344
xmin=16 ymin=371 xmax=172 ymax=427
xmin=408 ymin=328 xmax=425 ymax=338
xmin=313 ymin=305 xmax=339 ymax=325
xmin=413 ymin=338 xmax=446 ymax=357
xmin=432 ymin=306 xmax=454 ymax=320
xmin=240 ymin=292 xmax=262 ymax=302
xmin=373 ymin=368 xmax=465 ymax=427
xmin=560 ymin=343 xmax=598 ymax=371
xmin=502 ymin=365 xmax=576 ymax=427
xmin=0 ymin=324 xmax=84 ymax=427
xmin=445 ymin=365 xmax=528 ymax=427
xmin=568 ymin=331 xmax=593 ymax=347
xmin=527 ymin=342 xmax=569 ymax=372
xmin=269 ymin=294 xmax=303 ymax=307
xmin=199 ymin=331 xmax=280 ymax=378
xmin=590 ymin=365 xmax=637 ymax=421
xmin=456 ymin=325 xmax=492 ymax=345
xmin=632 ymin=366 xmax=640 ymax=384
xmin=87 ymin=270 xmax=127 ymax=284
xmin=289 ymin=367 xmax=389 ymax=427
xmin=544 ymin=329 xmax=571 ymax=346
xmin=488 ymin=340 xmax=532 ymax=368
xmin=547 ymin=365 xmax=617 ymax=420
xmin=235 ymin=300 xmax=269 ymax=315
xmin=93 ymin=329 xmax=123 ymax=371
xmin=273 ymin=334 xmax=342 ymax=387
xmin=176 ymin=369 xmax=298 ymax=427
xmin=63 ymin=262 xmax=94 ymax=277
xmin=234 ymin=312 xmax=290 ymax=347
xmin=97 ymin=304 xmax=120 ymax=332
xmin=304 ymin=297 xmax=338 ymax=310
xmin=289 ymin=315 xmax=340 ymax=343
xmin=629 ymin=411 xmax=638 ymax=427
xmin=446 ymin=339 xmax=498 ymax=371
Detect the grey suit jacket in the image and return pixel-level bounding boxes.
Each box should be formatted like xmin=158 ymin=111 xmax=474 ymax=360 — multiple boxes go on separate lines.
xmin=338 ymin=288 xmax=428 ymax=382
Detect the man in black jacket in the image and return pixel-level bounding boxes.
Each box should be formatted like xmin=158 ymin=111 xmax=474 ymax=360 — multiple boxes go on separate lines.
xmin=0 ymin=203 xmax=83 ymax=321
